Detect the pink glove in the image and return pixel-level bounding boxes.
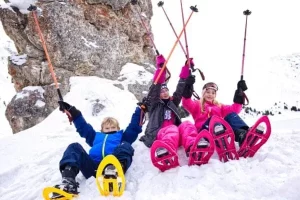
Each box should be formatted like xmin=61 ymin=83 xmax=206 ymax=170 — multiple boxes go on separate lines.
xmin=179 ymin=58 xmax=194 ymax=79
xmin=153 ymin=54 xmax=166 ymax=83
xmin=156 ymin=54 xmax=166 ymax=68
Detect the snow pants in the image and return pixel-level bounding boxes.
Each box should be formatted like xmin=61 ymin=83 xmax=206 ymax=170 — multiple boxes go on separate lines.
xmin=152 ymin=123 xmax=198 ymax=153
xmin=180 ymin=112 xmax=249 ymax=152
xmin=59 ymin=142 xmax=134 ymax=179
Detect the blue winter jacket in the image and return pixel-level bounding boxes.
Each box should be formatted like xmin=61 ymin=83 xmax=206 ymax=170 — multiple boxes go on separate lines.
xmin=73 ymin=107 xmax=142 ymax=163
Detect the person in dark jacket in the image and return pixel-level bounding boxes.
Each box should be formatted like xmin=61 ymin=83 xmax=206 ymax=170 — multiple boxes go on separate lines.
xmin=51 ymin=102 xmax=142 ymax=198
xmin=139 ymin=54 xmax=192 ymax=171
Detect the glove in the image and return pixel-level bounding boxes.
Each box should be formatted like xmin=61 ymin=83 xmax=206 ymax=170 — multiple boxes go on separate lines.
xmin=185 ymin=58 xmax=195 ymax=68
xmin=182 ymin=84 xmax=194 ymax=98
xmin=185 ymin=75 xmax=195 ymax=86
xmin=58 ymin=101 xmax=81 ymax=119
xmin=156 ymin=54 xmax=166 ymax=68
xmin=137 ymin=97 xmax=150 ymax=113
xmin=233 ymin=89 xmax=245 ymax=104
xmin=180 ymin=58 xmax=194 ymax=79
xmin=237 ymin=80 xmax=247 ymax=91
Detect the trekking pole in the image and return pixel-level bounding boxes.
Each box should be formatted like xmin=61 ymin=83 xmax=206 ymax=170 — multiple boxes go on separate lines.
xmin=131 ymin=0 xmax=171 ymax=82
xmin=27 ymin=5 xmax=73 ymax=124
xmin=180 ymin=0 xmax=190 ymax=63
xmin=179 ymin=0 xmax=205 ymax=81
xmin=154 ymin=5 xmax=198 ymax=84
xmin=239 ymin=9 xmax=251 ymax=106
xmin=158 ymin=1 xmax=187 ymax=57
xmin=241 ymin=9 xmax=251 ymax=81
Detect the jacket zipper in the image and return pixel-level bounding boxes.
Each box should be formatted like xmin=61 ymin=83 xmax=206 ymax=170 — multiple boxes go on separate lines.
xmin=102 ymin=134 xmax=109 ymax=158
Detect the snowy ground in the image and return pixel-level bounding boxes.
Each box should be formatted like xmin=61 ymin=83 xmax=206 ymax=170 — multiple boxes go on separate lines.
xmin=0 ymin=76 xmax=300 ymax=200
xmin=1 ymin=0 xmax=300 ymax=199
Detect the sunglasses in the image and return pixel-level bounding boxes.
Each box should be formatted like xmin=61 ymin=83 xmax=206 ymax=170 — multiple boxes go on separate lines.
xmin=203 ymin=82 xmax=218 ymax=91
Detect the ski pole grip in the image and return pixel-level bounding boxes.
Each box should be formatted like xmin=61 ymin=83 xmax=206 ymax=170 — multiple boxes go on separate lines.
xmin=157 ymin=1 xmax=164 ymax=7
xmin=243 ymin=10 xmax=251 ymax=15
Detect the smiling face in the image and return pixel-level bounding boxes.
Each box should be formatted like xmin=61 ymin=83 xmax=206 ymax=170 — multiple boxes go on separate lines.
xmin=203 ymin=88 xmax=216 ymax=102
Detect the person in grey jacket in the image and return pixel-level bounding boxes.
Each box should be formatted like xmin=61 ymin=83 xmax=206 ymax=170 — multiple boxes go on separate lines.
xmin=139 ymin=55 xmax=193 ymax=171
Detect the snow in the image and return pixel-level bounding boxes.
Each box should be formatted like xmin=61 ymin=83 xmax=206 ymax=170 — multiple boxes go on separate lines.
xmin=35 ymin=99 xmax=45 ymax=107
xmin=0 ymin=20 xmax=16 ymax=136
xmin=15 ymin=86 xmax=45 ymax=100
xmin=0 ymin=77 xmax=299 ymax=200
xmin=9 ymin=54 xmax=27 ymax=66
xmin=118 ymin=63 xmax=153 ymax=89
xmin=0 ymin=0 xmax=300 ymax=200
xmin=0 ymin=0 xmax=36 ymax=14
xmin=81 ymin=36 xmax=100 ymax=48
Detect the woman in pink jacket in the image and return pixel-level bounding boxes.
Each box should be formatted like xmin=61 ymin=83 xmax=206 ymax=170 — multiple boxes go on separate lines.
xmin=181 ymin=75 xmax=252 ymax=154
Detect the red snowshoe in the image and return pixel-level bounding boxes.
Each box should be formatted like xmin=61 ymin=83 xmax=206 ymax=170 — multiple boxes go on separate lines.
xmin=150 ymin=140 xmax=179 ymax=172
xmin=209 ymin=116 xmax=239 ymax=162
xmin=188 ymin=129 xmax=215 ymax=166
xmin=238 ymin=115 xmax=271 ymax=158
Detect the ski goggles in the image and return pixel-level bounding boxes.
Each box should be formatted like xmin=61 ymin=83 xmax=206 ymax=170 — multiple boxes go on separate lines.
xmin=203 ymin=82 xmax=218 ymax=91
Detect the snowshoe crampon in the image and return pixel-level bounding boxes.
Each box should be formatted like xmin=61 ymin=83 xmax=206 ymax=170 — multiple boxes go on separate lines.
xmin=188 ymin=129 xmax=215 ymax=166
xmin=42 ymin=187 xmax=78 ymax=200
xmin=150 ymin=140 xmax=179 ymax=172
xmin=96 ymin=155 xmax=125 ymax=197
xmin=238 ymin=115 xmax=271 ymax=158
xmin=209 ymin=116 xmax=239 ymax=162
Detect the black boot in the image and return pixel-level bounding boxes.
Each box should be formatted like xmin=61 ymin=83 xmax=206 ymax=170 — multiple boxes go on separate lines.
xmin=52 ymin=166 xmax=79 ymax=199
xmin=234 ymin=129 xmax=248 ymax=146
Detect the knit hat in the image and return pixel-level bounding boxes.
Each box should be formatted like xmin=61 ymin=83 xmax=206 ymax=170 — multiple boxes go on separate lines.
xmin=202 ymin=82 xmax=218 ymax=96
xmin=161 ymin=83 xmax=169 ymax=91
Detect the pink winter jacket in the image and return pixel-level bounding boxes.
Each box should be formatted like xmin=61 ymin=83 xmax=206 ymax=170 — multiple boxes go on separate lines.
xmin=182 ymin=98 xmax=242 ymax=131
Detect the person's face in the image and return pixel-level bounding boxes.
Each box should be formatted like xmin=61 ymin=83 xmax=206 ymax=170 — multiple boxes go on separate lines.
xmin=102 ymin=123 xmax=118 ymax=133
xmin=203 ymin=89 xmax=216 ymax=102
xmin=160 ymin=88 xmax=170 ymax=99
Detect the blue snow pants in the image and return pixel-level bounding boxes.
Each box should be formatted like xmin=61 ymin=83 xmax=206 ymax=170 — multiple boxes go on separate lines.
xmin=59 ymin=141 xmax=134 ymax=179
xmin=200 ymin=112 xmax=249 ymax=137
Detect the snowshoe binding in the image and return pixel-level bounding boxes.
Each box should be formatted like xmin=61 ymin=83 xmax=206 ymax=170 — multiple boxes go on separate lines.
xmin=151 ymin=140 xmax=179 ymax=172
xmin=96 ymin=155 xmax=125 ymax=197
xmin=188 ymin=129 xmax=215 ymax=166
xmin=237 ymin=115 xmax=271 ymax=158
xmin=209 ymin=116 xmax=239 ymax=162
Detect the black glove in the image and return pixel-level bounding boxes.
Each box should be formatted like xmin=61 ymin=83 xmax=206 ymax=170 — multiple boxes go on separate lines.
xmin=58 ymin=101 xmax=81 ymax=119
xmin=137 ymin=97 xmax=150 ymax=113
xmin=237 ymin=80 xmax=247 ymax=91
xmin=182 ymin=84 xmax=194 ymax=98
xmin=185 ymin=75 xmax=195 ymax=86
xmin=233 ymin=89 xmax=245 ymax=104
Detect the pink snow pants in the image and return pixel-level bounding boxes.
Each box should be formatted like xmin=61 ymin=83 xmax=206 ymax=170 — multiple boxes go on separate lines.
xmin=152 ymin=121 xmax=198 ymax=152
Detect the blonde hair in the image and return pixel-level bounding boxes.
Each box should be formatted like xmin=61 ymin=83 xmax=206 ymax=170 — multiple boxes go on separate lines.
xmin=101 ymin=117 xmax=120 ymax=132
xmin=200 ymin=98 xmax=222 ymax=113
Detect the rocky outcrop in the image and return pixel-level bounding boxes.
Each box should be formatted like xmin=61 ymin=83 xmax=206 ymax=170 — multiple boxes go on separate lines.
xmin=0 ymin=0 xmax=155 ymax=133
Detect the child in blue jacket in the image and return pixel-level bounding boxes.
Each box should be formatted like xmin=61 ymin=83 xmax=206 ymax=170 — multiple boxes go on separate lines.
xmin=52 ymin=101 xmax=142 ymax=198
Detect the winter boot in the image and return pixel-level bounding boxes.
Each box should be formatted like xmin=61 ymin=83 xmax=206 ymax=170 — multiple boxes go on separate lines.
xmin=187 ymin=130 xmax=215 ymax=166
xmin=150 ymin=140 xmax=179 ymax=172
xmin=234 ymin=128 xmax=248 ymax=146
xmin=51 ymin=166 xmax=79 ymax=199
xmin=235 ymin=126 xmax=264 ymax=147
xmin=237 ymin=115 xmax=271 ymax=158
xmin=102 ymin=162 xmax=126 ymax=192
